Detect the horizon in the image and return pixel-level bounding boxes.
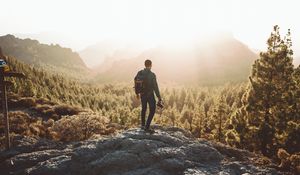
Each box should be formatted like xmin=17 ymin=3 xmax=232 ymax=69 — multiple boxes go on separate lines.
xmin=0 ymin=0 xmax=299 ymax=57
xmin=2 ymin=32 xmax=299 ymax=68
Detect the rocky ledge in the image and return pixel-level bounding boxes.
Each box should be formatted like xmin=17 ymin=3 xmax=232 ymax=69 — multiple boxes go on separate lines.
xmin=0 ymin=126 xmax=280 ymax=175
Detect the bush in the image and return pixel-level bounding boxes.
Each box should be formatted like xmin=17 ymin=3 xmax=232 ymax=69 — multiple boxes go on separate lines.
xmin=32 ymin=104 xmax=57 ymax=119
xmin=35 ymin=98 xmax=57 ymax=106
xmin=225 ymin=129 xmax=240 ymax=147
xmin=16 ymin=97 xmax=37 ymax=108
xmin=290 ymin=153 xmax=300 ymax=174
xmin=53 ymin=104 xmax=82 ymax=116
xmin=277 ymin=148 xmax=291 ymax=170
xmin=51 ymin=113 xmax=110 ymax=142
xmin=33 ymin=104 xmax=52 ymax=114
xmin=277 ymin=148 xmax=300 ymax=174
xmin=0 ymin=111 xmax=54 ymax=139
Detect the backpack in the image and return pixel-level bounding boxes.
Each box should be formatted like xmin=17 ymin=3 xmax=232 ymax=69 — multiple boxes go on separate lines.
xmin=134 ymin=70 xmax=149 ymax=94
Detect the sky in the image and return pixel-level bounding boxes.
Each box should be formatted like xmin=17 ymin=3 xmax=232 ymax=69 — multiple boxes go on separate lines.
xmin=0 ymin=0 xmax=299 ymax=57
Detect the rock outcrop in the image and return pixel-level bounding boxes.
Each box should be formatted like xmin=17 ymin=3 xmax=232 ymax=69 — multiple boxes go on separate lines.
xmin=0 ymin=126 xmax=279 ymax=175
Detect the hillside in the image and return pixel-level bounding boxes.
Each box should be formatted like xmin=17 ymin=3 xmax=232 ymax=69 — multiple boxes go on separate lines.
xmin=2 ymin=55 xmax=88 ymax=106
xmin=95 ymin=35 xmax=258 ymax=84
xmin=0 ymin=126 xmax=282 ymax=175
xmin=0 ymin=34 xmax=89 ymax=78
xmin=0 ymin=51 xmax=112 ymax=112
xmin=0 ymin=52 xmax=137 ymax=121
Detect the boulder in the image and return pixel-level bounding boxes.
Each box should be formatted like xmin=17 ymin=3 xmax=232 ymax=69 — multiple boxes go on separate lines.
xmin=0 ymin=126 xmax=279 ymax=175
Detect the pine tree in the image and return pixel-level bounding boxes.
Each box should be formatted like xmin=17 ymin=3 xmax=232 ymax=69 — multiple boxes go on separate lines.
xmin=283 ymin=65 xmax=300 ymax=153
xmin=242 ymin=26 xmax=295 ymax=156
xmin=193 ymin=105 xmax=205 ymax=137
xmin=180 ymin=105 xmax=193 ymax=131
xmin=169 ymin=105 xmax=179 ymax=127
xmin=212 ymin=95 xmax=228 ymax=142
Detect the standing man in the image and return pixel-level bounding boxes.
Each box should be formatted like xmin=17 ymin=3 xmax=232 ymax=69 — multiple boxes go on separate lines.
xmin=134 ymin=59 xmax=161 ymax=133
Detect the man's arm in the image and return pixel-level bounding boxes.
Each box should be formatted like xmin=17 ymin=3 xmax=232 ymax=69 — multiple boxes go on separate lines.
xmin=153 ymin=74 xmax=161 ymax=100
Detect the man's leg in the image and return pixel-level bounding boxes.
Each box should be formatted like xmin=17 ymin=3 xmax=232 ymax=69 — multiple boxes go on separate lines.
xmin=141 ymin=95 xmax=147 ymax=128
xmin=145 ymin=94 xmax=156 ymax=130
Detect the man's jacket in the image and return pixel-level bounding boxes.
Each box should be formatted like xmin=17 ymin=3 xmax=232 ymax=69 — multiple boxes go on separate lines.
xmin=136 ymin=68 xmax=161 ymax=99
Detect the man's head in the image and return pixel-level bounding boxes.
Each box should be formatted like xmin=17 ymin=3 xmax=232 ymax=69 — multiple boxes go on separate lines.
xmin=144 ymin=59 xmax=152 ymax=69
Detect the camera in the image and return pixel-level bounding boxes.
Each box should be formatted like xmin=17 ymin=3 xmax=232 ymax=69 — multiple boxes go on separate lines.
xmin=157 ymin=100 xmax=164 ymax=108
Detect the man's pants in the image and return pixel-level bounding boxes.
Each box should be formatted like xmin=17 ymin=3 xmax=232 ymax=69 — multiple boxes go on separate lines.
xmin=141 ymin=93 xmax=156 ymax=129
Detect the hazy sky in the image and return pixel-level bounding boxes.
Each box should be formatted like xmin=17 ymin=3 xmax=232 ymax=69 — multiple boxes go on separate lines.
xmin=0 ymin=0 xmax=299 ymax=56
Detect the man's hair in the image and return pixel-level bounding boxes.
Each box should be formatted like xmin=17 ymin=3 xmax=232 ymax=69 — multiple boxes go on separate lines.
xmin=144 ymin=59 xmax=152 ymax=67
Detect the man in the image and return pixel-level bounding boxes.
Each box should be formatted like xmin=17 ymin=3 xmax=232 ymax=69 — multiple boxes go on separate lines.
xmin=135 ymin=59 xmax=161 ymax=133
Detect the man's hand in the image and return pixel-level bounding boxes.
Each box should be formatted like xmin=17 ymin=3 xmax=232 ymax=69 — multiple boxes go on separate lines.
xmin=157 ymin=98 xmax=164 ymax=108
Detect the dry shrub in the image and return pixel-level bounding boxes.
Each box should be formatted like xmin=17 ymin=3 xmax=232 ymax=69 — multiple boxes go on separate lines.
xmin=277 ymin=148 xmax=291 ymax=170
xmin=51 ymin=113 xmax=110 ymax=142
xmin=33 ymin=104 xmax=52 ymax=113
xmin=0 ymin=111 xmax=34 ymax=136
xmin=102 ymin=123 xmax=124 ymax=135
xmin=225 ymin=129 xmax=240 ymax=147
xmin=5 ymin=97 xmax=35 ymax=109
xmin=0 ymin=111 xmax=55 ymax=141
xmin=16 ymin=97 xmax=37 ymax=108
xmin=5 ymin=95 xmax=51 ymax=109
xmin=290 ymin=154 xmax=300 ymax=174
xmin=253 ymin=156 xmax=272 ymax=166
xmin=6 ymin=93 xmax=21 ymax=107
xmin=42 ymin=108 xmax=60 ymax=120
xmin=32 ymin=104 xmax=82 ymax=121
xmin=0 ymin=132 xmax=19 ymax=150
xmin=35 ymin=98 xmax=57 ymax=106
xmin=53 ymin=104 xmax=82 ymax=116
xmin=32 ymin=104 xmax=55 ymax=118
xmin=277 ymin=148 xmax=300 ymax=174
xmin=7 ymin=93 xmax=20 ymax=100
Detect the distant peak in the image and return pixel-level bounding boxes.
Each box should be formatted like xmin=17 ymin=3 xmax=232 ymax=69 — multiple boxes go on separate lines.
xmin=4 ymin=34 xmax=15 ymax=38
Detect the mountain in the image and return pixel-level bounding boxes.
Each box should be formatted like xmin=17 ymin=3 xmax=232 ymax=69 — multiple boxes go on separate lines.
xmin=0 ymin=34 xmax=89 ymax=77
xmin=79 ymin=41 xmax=116 ymax=68
xmin=14 ymin=32 xmax=87 ymax=51
xmin=96 ymin=35 xmax=258 ymax=84
xmin=94 ymin=47 xmax=144 ymax=74
xmin=0 ymin=126 xmax=281 ymax=175
xmin=79 ymin=41 xmax=143 ymax=69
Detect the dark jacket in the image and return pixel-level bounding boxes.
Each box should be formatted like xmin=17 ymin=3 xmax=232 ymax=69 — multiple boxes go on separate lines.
xmin=137 ymin=68 xmax=161 ymax=99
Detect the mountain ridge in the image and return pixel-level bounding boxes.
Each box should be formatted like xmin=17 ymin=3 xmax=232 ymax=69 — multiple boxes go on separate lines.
xmin=79 ymin=41 xmax=144 ymax=70
xmin=0 ymin=34 xmax=89 ymax=77
xmin=95 ymin=36 xmax=258 ymax=84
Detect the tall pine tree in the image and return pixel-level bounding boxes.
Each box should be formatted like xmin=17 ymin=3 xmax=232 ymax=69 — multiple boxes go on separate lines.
xmin=238 ymin=26 xmax=295 ymax=156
